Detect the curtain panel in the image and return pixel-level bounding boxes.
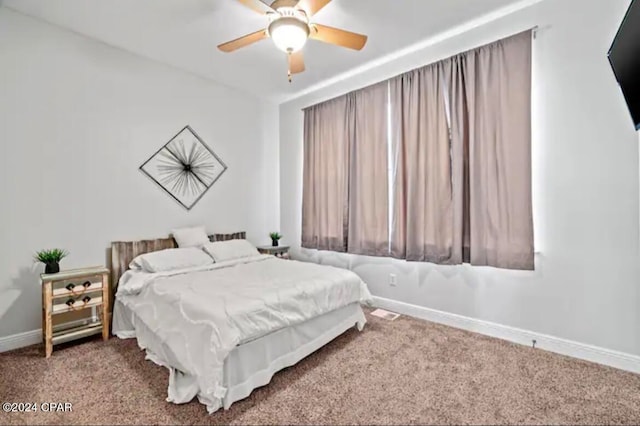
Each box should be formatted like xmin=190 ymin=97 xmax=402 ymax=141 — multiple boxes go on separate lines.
xmin=348 ymin=82 xmax=390 ymax=256
xmin=389 ymin=63 xmax=457 ymax=263
xmin=301 ymin=95 xmax=352 ymax=251
xmin=454 ymin=31 xmax=534 ymax=270
xmin=302 ymin=83 xmax=390 ymax=255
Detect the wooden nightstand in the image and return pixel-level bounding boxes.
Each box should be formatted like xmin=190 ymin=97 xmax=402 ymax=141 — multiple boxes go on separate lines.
xmin=40 ymin=266 xmax=110 ymax=357
xmin=257 ymin=246 xmax=290 ymax=258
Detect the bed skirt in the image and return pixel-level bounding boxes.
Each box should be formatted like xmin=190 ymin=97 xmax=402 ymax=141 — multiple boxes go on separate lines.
xmin=113 ymin=300 xmax=366 ymax=412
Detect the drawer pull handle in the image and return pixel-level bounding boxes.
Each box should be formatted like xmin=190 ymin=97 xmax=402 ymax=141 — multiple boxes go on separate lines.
xmin=82 ymin=295 xmax=91 ymax=304
xmin=65 ymin=298 xmax=75 ymax=307
xmin=65 ymin=281 xmax=95 ymax=296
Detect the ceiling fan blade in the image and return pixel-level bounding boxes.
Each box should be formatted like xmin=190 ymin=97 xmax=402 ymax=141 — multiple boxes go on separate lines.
xmin=218 ymin=29 xmax=268 ymax=52
xmin=236 ymin=0 xmax=275 ymax=15
xmin=288 ymin=51 xmax=305 ymax=74
xmin=296 ymin=0 xmax=332 ymax=17
xmin=310 ymin=24 xmax=367 ymax=50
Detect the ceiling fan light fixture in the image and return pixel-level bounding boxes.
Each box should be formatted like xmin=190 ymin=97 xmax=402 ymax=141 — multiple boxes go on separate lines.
xmin=268 ymin=17 xmax=310 ymax=53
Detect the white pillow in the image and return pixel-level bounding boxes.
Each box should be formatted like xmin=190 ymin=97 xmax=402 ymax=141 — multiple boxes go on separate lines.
xmin=131 ymin=247 xmax=214 ymax=273
xmin=171 ymin=226 xmax=209 ymax=248
xmin=129 ymin=257 xmax=144 ymax=270
xmin=203 ymin=240 xmax=259 ymax=262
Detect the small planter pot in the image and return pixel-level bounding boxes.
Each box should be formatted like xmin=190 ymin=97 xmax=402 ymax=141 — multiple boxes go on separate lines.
xmin=45 ymin=262 xmax=60 ymax=274
xmin=271 ymin=239 xmax=279 ymax=247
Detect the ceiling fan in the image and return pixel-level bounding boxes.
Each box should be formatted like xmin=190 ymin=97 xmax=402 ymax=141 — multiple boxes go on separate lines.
xmin=218 ymin=0 xmax=368 ymax=82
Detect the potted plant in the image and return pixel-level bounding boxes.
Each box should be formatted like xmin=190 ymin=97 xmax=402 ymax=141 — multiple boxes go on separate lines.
xmin=269 ymin=232 xmax=282 ymax=247
xmin=34 ymin=248 xmax=69 ymax=274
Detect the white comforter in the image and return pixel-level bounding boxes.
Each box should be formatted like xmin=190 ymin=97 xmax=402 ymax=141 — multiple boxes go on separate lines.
xmin=114 ymin=254 xmax=371 ymax=413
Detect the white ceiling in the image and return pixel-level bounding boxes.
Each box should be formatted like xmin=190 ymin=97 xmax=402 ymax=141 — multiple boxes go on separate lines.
xmin=3 ymin=0 xmax=523 ymax=101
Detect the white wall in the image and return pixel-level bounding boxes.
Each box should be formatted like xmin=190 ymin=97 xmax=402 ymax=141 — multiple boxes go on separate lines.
xmin=280 ymin=0 xmax=640 ymax=356
xmin=0 ymin=8 xmax=279 ymax=338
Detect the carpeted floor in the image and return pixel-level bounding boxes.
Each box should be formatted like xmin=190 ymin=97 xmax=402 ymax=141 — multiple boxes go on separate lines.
xmin=1 ymin=310 xmax=640 ymax=425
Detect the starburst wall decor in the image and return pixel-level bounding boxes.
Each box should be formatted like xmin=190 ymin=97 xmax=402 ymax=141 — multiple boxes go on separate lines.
xmin=140 ymin=125 xmax=227 ymax=210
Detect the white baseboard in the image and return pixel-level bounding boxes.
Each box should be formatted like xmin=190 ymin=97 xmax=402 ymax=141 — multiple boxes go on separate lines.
xmin=0 ymin=317 xmax=101 ymax=353
xmin=0 ymin=329 xmax=41 ymax=353
xmin=372 ymin=296 xmax=640 ymax=375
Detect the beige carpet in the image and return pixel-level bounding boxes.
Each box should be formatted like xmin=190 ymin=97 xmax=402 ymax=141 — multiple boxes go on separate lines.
xmin=1 ymin=310 xmax=640 ymax=425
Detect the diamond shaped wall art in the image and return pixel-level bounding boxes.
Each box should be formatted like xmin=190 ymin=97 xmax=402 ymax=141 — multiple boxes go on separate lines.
xmin=140 ymin=125 xmax=227 ymax=210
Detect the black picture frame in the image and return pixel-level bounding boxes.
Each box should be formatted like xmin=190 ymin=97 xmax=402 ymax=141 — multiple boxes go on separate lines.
xmin=140 ymin=125 xmax=228 ymax=211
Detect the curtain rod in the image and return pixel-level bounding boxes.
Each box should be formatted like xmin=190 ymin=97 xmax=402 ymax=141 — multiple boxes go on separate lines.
xmin=299 ymin=26 xmax=542 ymax=111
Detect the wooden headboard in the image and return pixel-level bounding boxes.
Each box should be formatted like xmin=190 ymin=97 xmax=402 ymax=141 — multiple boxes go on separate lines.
xmin=110 ymin=232 xmax=246 ymax=293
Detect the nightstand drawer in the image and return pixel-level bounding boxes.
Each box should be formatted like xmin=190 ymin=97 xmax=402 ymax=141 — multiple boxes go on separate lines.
xmin=52 ymin=278 xmax=103 ymax=299
xmin=52 ymin=295 xmax=103 ymax=315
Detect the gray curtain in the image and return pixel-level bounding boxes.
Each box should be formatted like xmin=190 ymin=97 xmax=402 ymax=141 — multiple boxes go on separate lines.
xmin=348 ymin=82 xmax=390 ymax=256
xmin=301 ymin=95 xmax=352 ymax=251
xmin=389 ymin=64 xmax=456 ymax=262
xmin=302 ymin=84 xmax=390 ymax=255
xmin=303 ymin=30 xmax=533 ymax=270
xmin=391 ymin=30 xmax=534 ymax=269
xmin=456 ymin=30 xmax=534 ymax=270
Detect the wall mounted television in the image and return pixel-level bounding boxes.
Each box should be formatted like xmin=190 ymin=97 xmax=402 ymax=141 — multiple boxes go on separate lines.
xmin=608 ymin=0 xmax=640 ymax=130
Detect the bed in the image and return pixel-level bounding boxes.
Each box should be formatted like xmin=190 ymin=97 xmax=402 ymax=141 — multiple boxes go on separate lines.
xmin=109 ymin=233 xmax=371 ymax=413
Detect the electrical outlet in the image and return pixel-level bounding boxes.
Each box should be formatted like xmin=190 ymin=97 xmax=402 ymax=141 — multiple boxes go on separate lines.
xmin=389 ymin=273 xmax=397 ymax=287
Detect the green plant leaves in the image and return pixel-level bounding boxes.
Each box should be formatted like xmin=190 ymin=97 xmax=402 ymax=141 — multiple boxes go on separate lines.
xmin=34 ymin=248 xmax=69 ymax=264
